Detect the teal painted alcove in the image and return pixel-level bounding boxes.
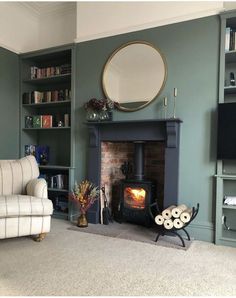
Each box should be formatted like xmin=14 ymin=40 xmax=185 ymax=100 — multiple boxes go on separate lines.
xmin=0 ymin=47 xmax=19 ymax=159
xmin=75 ymin=15 xmax=220 ymax=242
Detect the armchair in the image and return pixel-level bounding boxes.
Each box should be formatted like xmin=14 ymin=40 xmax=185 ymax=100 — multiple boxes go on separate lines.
xmin=0 ymin=156 xmax=53 ymax=241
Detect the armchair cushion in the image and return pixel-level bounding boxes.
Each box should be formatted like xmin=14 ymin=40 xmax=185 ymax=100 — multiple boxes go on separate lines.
xmin=26 ymin=178 xmax=48 ymax=199
xmin=0 ymin=195 xmax=53 ymax=217
xmin=0 ymin=156 xmax=39 ymax=195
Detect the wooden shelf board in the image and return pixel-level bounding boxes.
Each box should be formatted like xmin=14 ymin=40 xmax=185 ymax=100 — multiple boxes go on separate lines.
xmin=23 ymin=127 xmax=70 ymax=130
xmin=23 ymin=73 xmax=71 ymax=84
xmin=224 ymin=86 xmax=236 ymax=94
xmin=39 ymin=165 xmax=72 ymax=170
xmin=225 ymin=50 xmax=236 ymax=63
xmin=215 ymin=174 xmax=236 ymax=179
xmin=48 ymin=188 xmax=69 ymax=193
xmin=222 ymin=204 xmax=236 ymax=210
xmin=23 ymin=100 xmax=71 ymax=108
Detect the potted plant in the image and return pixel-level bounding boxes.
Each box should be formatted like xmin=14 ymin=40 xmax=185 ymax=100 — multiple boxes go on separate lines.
xmin=84 ymin=98 xmax=114 ymax=121
xmin=70 ymin=180 xmax=99 ymax=227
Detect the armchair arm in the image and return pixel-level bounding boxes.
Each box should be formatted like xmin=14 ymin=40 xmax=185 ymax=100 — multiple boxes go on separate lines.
xmin=26 ymin=178 xmax=48 ymax=199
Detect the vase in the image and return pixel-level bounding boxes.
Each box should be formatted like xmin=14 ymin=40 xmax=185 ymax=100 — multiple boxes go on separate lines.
xmin=99 ymin=110 xmax=113 ymax=121
xmin=77 ymin=213 xmax=88 ymax=228
xmin=86 ymin=110 xmax=100 ymax=122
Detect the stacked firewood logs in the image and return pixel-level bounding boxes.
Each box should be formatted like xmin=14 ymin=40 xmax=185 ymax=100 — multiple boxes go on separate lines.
xmin=155 ymin=204 xmax=192 ymax=230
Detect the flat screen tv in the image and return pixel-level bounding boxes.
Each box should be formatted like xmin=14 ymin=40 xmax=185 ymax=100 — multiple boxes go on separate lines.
xmin=217 ymin=102 xmax=236 ymax=160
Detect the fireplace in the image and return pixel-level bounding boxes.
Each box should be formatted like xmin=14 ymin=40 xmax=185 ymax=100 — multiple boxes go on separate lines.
xmin=86 ymin=119 xmax=182 ymax=224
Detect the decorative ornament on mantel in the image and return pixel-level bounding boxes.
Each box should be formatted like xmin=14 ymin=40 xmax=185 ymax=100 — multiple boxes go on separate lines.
xmin=70 ymin=180 xmax=99 ymax=227
xmin=84 ymin=98 xmax=115 ymax=122
xmin=173 ymin=87 xmax=177 ymax=119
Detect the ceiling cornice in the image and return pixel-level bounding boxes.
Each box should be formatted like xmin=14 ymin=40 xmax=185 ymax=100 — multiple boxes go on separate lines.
xmin=19 ymin=2 xmax=76 ymax=18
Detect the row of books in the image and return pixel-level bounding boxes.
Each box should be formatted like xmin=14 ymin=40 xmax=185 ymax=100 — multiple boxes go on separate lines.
xmin=25 ymin=114 xmax=70 ymax=128
xmin=25 ymin=145 xmax=49 ymax=165
xmin=225 ymin=27 xmax=236 ymax=51
xmin=39 ymin=173 xmax=69 ymax=190
xmin=23 ymin=89 xmax=71 ymax=104
xmin=30 ymin=64 xmax=71 ymax=79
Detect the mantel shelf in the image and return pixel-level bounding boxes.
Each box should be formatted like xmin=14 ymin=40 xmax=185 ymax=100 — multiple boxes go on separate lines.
xmin=85 ymin=118 xmax=183 ymax=126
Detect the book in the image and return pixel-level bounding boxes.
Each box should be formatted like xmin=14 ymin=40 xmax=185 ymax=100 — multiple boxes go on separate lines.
xmin=226 ymin=27 xmax=231 ymax=51
xmin=23 ymin=93 xmax=31 ymax=104
xmin=64 ymin=114 xmax=70 ymax=127
xmin=30 ymin=66 xmax=38 ymax=79
xmin=33 ymin=115 xmax=42 ymax=128
xmin=35 ymin=145 xmax=49 ymax=165
xmin=42 ymin=115 xmax=53 ymax=128
xmin=25 ymin=116 xmax=33 ymax=128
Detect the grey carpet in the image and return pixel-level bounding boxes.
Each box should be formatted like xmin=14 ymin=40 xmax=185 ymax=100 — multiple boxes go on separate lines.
xmin=69 ymin=221 xmax=192 ymax=250
xmin=1 ymin=218 xmax=236 ymax=296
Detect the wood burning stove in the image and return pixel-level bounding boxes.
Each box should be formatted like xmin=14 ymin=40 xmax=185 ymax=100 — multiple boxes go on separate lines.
xmin=119 ymin=142 xmax=156 ymax=226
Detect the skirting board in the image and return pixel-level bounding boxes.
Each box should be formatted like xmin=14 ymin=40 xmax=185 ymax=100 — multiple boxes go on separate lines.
xmin=180 ymin=220 xmax=214 ymax=243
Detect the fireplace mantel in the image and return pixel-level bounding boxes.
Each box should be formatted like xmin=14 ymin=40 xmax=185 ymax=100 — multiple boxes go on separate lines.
xmin=86 ymin=119 xmax=182 ymax=224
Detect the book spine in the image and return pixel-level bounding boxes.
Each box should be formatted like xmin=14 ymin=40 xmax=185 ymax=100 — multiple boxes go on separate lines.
xmin=226 ymin=27 xmax=231 ymax=52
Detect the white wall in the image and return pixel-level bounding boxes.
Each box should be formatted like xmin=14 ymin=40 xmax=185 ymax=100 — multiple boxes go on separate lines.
xmin=0 ymin=2 xmax=38 ymax=53
xmin=38 ymin=9 xmax=76 ymax=51
xmin=0 ymin=2 xmax=76 ymax=53
xmin=0 ymin=1 xmax=232 ymax=53
xmin=76 ymin=1 xmax=224 ymax=42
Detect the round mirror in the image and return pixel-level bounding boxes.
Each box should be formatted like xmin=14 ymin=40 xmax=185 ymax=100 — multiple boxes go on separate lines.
xmin=102 ymin=41 xmax=167 ymax=112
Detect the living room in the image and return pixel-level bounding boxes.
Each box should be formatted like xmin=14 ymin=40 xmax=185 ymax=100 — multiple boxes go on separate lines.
xmin=1 ymin=1 xmax=236 ymax=296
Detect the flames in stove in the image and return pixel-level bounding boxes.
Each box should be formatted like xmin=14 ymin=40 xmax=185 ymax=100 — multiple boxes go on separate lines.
xmin=124 ymin=187 xmax=146 ymax=209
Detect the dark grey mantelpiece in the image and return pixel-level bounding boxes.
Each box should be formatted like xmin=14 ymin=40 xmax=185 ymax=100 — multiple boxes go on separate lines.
xmin=86 ymin=119 xmax=182 ymax=224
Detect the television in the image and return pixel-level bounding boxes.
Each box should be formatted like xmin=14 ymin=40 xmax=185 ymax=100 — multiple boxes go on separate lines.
xmin=217 ymin=102 xmax=236 ymax=159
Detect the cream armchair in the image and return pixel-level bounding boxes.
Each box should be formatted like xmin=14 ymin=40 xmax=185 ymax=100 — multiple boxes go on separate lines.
xmin=0 ymin=156 xmax=53 ymax=241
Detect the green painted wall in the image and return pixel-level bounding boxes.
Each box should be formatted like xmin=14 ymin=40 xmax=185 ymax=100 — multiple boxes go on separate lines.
xmin=75 ymin=15 xmax=220 ymax=242
xmin=0 ymin=47 xmax=19 ymax=159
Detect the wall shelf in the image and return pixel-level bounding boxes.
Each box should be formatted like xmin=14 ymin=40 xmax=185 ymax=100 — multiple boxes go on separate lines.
xmin=222 ymin=204 xmax=236 ymax=210
xmin=23 ymin=73 xmax=71 ymax=85
xmin=20 ymin=44 xmax=76 ymax=222
xmin=48 ymin=188 xmax=69 ymax=193
xmin=23 ymin=127 xmax=70 ymax=130
xmin=224 ymin=86 xmax=236 ymax=94
xmin=23 ymin=100 xmax=71 ymax=108
xmin=215 ymin=11 xmax=236 ymax=247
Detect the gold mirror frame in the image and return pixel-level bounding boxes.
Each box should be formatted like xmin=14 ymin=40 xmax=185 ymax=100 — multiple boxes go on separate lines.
xmin=102 ymin=41 xmax=167 ymax=112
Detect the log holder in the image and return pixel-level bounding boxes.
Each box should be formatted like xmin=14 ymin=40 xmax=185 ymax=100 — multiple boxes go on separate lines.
xmin=149 ymin=203 xmax=200 ymax=247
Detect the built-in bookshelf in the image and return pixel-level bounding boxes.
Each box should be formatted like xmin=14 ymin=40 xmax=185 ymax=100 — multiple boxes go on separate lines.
xmin=216 ymin=11 xmax=236 ymax=247
xmin=20 ymin=45 xmax=76 ymax=221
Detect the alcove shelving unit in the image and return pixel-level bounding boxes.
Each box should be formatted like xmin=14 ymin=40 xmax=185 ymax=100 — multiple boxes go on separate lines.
xmin=19 ymin=44 xmax=77 ymax=221
xmin=215 ymin=10 xmax=236 ymax=247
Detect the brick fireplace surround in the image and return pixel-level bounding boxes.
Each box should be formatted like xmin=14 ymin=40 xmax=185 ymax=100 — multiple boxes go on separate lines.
xmin=86 ymin=119 xmax=182 ymax=224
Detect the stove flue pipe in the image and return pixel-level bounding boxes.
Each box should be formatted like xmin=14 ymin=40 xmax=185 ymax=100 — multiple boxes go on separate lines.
xmin=134 ymin=141 xmax=145 ymax=181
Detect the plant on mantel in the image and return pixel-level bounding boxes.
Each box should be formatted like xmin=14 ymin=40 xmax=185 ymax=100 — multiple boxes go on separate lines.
xmin=84 ymin=98 xmax=115 ymax=121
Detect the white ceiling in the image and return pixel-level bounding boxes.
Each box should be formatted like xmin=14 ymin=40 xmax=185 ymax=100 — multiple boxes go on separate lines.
xmin=20 ymin=1 xmax=76 ymax=16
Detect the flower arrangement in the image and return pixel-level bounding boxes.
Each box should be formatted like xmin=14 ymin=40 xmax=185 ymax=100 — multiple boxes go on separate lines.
xmin=70 ymin=180 xmax=99 ymax=215
xmin=84 ymin=98 xmax=114 ymax=112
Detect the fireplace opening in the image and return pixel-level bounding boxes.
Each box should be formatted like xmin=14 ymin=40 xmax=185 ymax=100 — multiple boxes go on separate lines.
xmin=100 ymin=141 xmax=165 ymax=226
